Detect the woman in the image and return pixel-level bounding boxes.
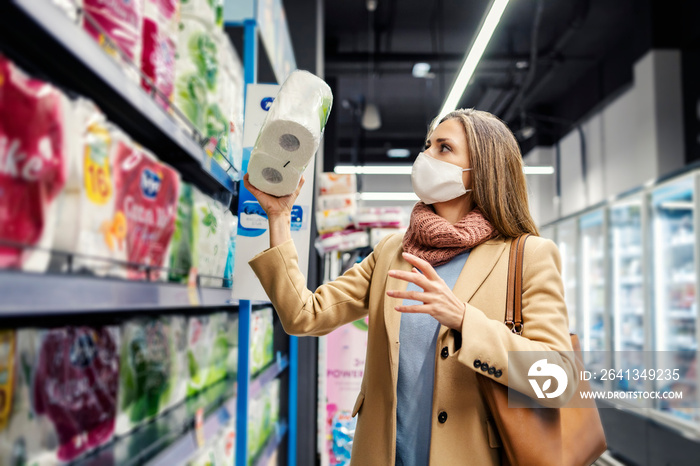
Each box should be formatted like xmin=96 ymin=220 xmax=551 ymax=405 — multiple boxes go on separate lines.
xmin=244 ymin=109 xmax=577 ymax=465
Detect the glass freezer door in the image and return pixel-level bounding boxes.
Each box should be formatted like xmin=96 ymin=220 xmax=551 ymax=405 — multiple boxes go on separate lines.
xmin=556 ymin=219 xmax=578 ymax=334
xmin=610 ymin=196 xmax=647 ymax=400
xmin=650 ymin=175 xmax=698 ymax=424
xmin=579 ymin=209 xmax=608 ymax=387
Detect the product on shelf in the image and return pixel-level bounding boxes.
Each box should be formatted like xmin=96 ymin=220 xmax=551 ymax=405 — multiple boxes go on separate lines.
xmin=116 ymin=316 xmax=188 ymax=436
xmin=250 ymin=308 xmax=274 ymax=375
xmin=354 ymin=206 xmax=405 ymax=229
xmin=192 ymin=187 xmax=228 ymax=287
xmin=112 ymin=141 xmax=181 ymax=280
xmin=316 ymin=207 xmax=355 ymax=235
xmin=141 ymin=0 xmax=179 ymax=109
xmin=169 ymin=182 xmax=195 ymax=282
xmin=206 ymin=31 xmax=244 ymax=176
xmin=317 ymin=193 xmax=357 ymax=212
xmin=2 ymin=326 xmax=121 ymax=463
xmin=318 ymin=173 xmax=357 ymax=195
xmin=53 ymin=101 xmax=127 ymax=276
xmin=0 ymin=331 xmax=15 ymax=433
xmin=226 ymin=312 xmax=239 ymax=377
xmin=175 ymin=15 xmax=219 ymax=136
xmin=248 ymin=70 xmax=333 ymax=197
xmin=180 ymin=0 xmax=219 ymax=26
xmin=186 ymin=313 xmax=230 ymax=396
xmin=0 ymin=55 xmax=69 ymax=272
xmin=223 ymin=211 xmax=237 ymax=287
xmin=83 ymin=0 xmax=144 ymax=82
xmin=314 ymin=228 xmax=370 ymax=255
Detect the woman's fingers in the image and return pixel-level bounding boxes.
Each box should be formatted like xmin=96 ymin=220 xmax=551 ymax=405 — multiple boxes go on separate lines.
xmin=388 ymin=269 xmax=431 ymax=290
xmin=394 ymin=303 xmax=432 ymax=314
xmin=386 ymin=289 xmax=431 ymax=301
xmin=401 ymin=252 xmax=440 ymax=280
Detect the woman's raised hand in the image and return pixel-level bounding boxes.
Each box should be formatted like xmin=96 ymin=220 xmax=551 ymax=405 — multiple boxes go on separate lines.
xmin=243 ymin=173 xmax=305 ymax=218
xmin=386 ymin=252 xmax=466 ymax=331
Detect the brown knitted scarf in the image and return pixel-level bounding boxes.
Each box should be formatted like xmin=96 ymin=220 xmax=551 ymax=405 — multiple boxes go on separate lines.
xmin=402 ymin=202 xmax=498 ymax=266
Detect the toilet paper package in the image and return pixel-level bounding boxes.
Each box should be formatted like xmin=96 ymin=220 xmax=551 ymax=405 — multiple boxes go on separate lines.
xmin=83 ymin=0 xmax=143 ymax=83
xmin=112 ymin=143 xmax=181 ymax=280
xmin=116 ymin=316 xmax=188 ymax=436
xmin=175 ymin=15 xmax=219 ymax=136
xmin=248 ymin=70 xmax=333 ymax=197
xmin=180 ymin=0 xmax=217 ymax=26
xmin=141 ymin=0 xmax=179 ymax=110
xmin=192 ymin=187 xmax=228 ymax=287
xmin=168 ymin=182 xmax=195 ymax=283
xmin=0 ymin=55 xmax=69 ymax=272
xmin=0 ymin=327 xmax=120 ymax=465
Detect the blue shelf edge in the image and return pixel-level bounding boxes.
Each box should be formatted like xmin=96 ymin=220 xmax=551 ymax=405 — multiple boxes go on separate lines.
xmin=252 ymin=420 xmax=288 ymax=466
xmin=250 ymin=353 xmax=289 ymax=399
xmin=148 ymin=393 xmax=238 ymax=466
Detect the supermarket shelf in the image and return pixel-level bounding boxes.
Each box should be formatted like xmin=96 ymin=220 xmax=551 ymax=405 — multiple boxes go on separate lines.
xmin=0 ymin=271 xmax=235 ymax=315
xmin=252 ymin=421 xmax=289 ymax=466
xmin=73 ymin=379 xmax=237 ymax=466
xmin=0 ymin=0 xmax=235 ymax=195
xmin=251 ymin=353 xmax=289 ymax=399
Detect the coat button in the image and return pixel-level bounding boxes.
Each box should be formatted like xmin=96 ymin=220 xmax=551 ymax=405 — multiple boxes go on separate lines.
xmin=488 ymin=366 xmax=496 ymax=375
xmin=441 ymin=347 xmax=449 ymax=359
xmin=480 ymin=362 xmax=489 ymax=372
xmin=438 ymin=411 xmax=448 ymax=423
xmin=495 ymin=370 xmax=503 ymax=378
xmin=473 ymin=359 xmax=481 ymax=368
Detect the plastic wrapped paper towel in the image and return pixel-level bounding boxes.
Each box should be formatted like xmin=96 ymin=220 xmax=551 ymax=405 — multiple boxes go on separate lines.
xmin=248 ymin=70 xmax=332 ymax=197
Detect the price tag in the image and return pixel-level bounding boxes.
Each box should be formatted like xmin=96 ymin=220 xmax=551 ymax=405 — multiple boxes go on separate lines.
xmin=84 ymin=125 xmax=112 ymax=205
xmin=195 ymin=407 xmax=205 ymax=448
xmin=187 ymin=267 xmax=201 ymax=306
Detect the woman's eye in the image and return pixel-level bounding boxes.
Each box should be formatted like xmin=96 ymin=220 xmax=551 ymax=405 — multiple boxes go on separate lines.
xmin=441 ymin=144 xmax=451 ymax=152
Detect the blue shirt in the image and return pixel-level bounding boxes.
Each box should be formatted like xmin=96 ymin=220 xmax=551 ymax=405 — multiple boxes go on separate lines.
xmin=395 ymin=251 xmax=471 ymax=466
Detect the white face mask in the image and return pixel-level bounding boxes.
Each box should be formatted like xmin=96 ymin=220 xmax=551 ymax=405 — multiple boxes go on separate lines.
xmin=411 ymin=152 xmax=472 ymax=204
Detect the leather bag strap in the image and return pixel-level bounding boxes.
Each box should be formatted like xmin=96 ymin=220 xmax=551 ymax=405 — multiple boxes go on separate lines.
xmin=505 ymin=234 xmax=530 ymax=334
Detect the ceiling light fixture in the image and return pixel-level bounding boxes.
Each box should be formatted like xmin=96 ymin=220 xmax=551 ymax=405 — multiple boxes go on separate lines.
xmin=523 ymin=166 xmax=554 ymax=175
xmin=359 ymin=192 xmax=420 ymax=201
xmin=386 ymin=148 xmax=411 ymax=158
xmin=334 ymin=165 xmax=412 ymax=175
xmin=412 ymin=62 xmax=432 ymax=78
xmin=437 ymin=0 xmax=510 ymax=120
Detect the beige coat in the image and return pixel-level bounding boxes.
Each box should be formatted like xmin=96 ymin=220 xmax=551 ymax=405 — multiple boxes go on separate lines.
xmin=249 ymin=233 xmax=576 ymax=465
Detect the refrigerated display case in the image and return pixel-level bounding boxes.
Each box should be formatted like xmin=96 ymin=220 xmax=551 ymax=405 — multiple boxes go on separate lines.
xmin=540 ymin=225 xmax=556 ymax=242
xmin=579 ymin=209 xmax=608 ymax=386
xmin=650 ymin=174 xmax=699 ymax=424
xmin=609 ymin=195 xmax=648 ymax=399
xmin=556 ymin=219 xmax=579 ymax=333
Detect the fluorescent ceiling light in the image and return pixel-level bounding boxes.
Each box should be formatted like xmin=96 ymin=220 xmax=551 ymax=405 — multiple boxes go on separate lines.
xmin=523 ymin=166 xmax=554 ymax=175
xmin=334 ymin=165 xmax=412 ymax=175
xmin=412 ymin=62 xmax=431 ymax=78
xmin=659 ymin=201 xmax=694 ymax=210
xmin=359 ymin=192 xmax=419 ymax=201
xmin=387 ymin=148 xmax=411 ymax=158
xmin=438 ymin=0 xmax=510 ymax=120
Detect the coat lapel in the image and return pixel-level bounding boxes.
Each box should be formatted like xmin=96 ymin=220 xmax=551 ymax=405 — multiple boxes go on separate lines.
xmin=383 ymin=249 xmax=412 ymax=374
xmin=452 ymin=237 xmax=508 ymax=303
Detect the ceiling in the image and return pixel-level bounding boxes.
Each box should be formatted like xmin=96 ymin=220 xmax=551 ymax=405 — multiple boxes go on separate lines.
xmin=317 ymin=0 xmax=656 ymax=170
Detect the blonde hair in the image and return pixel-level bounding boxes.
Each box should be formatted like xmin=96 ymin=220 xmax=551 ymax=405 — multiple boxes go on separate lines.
xmin=429 ymin=108 xmax=539 ymax=238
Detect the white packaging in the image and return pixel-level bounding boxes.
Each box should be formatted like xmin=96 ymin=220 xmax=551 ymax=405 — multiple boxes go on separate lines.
xmin=175 ymin=15 xmax=219 ymax=135
xmin=248 ymin=70 xmax=332 ymax=197
xmin=192 ymin=188 xmax=228 ymax=287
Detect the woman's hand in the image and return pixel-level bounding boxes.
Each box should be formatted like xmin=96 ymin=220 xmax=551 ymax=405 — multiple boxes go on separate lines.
xmin=243 ymin=173 xmax=305 ymax=218
xmin=386 ymin=252 xmax=466 ymax=330
xmin=243 ymin=173 xmax=305 ymax=248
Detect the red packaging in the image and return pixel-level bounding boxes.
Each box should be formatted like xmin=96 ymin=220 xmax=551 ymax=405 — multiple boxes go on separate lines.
xmin=112 ymin=141 xmax=180 ymax=280
xmin=83 ymin=0 xmax=143 ymax=74
xmin=0 ymin=55 xmax=67 ymax=270
xmin=141 ymin=0 xmax=178 ymax=109
xmin=32 ymin=326 xmax=119 ymax=462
